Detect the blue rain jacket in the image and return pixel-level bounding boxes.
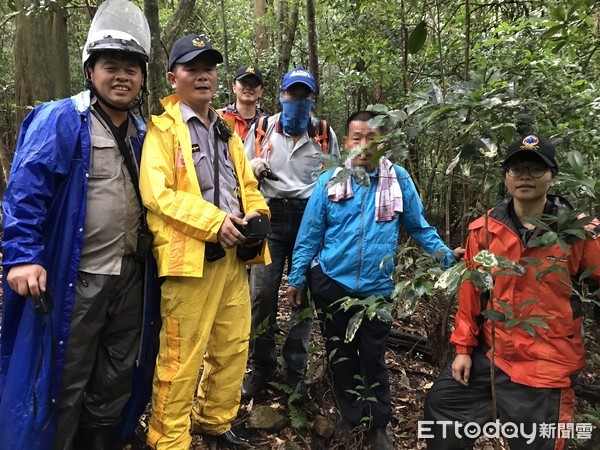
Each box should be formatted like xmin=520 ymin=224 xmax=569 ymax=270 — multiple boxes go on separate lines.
xmin=288 ymin=165 xmax=454 ymax=296
xmin=0 ymin=91 xmax=159 ymax=449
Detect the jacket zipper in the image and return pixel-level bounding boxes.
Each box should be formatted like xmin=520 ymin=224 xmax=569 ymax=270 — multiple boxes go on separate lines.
xmin=355 ymin=187 xmax=366 ymax=292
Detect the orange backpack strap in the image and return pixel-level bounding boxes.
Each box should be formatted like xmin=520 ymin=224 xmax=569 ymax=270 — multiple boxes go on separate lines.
xmin=313 ymin=119 xmax=329 ymax=153
xmin=254 ymin=115 xmax=272 ymax=158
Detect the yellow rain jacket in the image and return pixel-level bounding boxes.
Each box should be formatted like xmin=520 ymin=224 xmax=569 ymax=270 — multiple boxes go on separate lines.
xmin=140 ymin=94 xmax=270 ymax=277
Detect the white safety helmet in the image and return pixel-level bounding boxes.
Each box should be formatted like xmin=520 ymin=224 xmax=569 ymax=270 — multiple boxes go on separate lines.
xmin=82 ymin=0 xmax=151 ymax=111
xmin=82 ymin=0 xmax=151 ymax=69
xmin=83 ymin=29 xmax=149 ymax=67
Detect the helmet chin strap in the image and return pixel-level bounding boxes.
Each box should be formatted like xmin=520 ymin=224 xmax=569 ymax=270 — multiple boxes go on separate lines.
xmin=86 ymin=79 xmax=147 ymax=113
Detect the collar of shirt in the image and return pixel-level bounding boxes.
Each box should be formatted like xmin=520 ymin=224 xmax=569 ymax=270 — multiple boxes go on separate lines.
xmin=226 ymin=102 xmax=265 ymax=120
xmin=180 ymin=102 xmax=217 ymax=129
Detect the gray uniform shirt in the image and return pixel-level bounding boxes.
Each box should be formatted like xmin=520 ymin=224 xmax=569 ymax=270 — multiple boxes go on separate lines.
xmin=244 ymin=112 xmax=339 ymax=200
xmin=79 ymin=107 xmax=141 ymax=275
xmin=180 ymin=103 xmax=242 ymax=216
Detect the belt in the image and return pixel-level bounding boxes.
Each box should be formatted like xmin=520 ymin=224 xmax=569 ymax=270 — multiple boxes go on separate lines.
xmin=268 ymin=198 xmax=308 ymax=206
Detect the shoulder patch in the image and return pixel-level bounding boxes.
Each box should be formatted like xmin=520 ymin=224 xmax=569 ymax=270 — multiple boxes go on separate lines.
xmin=584 ymin=217 xmax=600 ymax=239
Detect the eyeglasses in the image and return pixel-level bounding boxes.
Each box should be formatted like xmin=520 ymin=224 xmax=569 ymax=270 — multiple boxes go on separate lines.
xmin=506 ymin=165 xmax=549 ymax=178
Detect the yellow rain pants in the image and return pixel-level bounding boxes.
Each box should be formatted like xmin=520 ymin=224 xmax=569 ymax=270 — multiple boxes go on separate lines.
xmin=147 ymin=248 xmax=250 ymax=449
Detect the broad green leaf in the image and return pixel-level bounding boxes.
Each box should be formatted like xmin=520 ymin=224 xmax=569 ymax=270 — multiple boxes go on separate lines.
xmin=408 ymin=20 xmax=427 ymax=54
xmin=434 ymin=261 xmax=468 ymax=296
xmin=496 ymin=300 xmax=513 ymax=315
xmin=551 ymin=4 xmax=566 ymax=21
xmin=427 ymin=105 xmax=455 ymax=123
xmin=552 ymin=42 xmax=566 ymax=54
xmin=520 ymin=257 xmax=543 ymax=267
xmin=519 ymin=322 xmax=536 ymax=337
xmin=476 ymin=137 xmax=498 ymax=157
xmin=446 ymin=152 xmax=461 ymax=174
xmin=556 ymin=207 xmax=571 ymax=228
xmin=389 ymin=109 xmax=408 ymax=123
xmin=369 ymin=114 xmax=387 ymax=129
xmin=541 ymin=231 xmax=558 ymax=246
xmin=580 ymin=265 xmax=600 ymax=281
xmin=470 ymin=269 xmax=494 ymax=291
xmin=407 ymin=99 xmax=428 ymax=115
xmin=367 ymin=104 xmax=388 ymax=114
xmin=526 ymin=318 xmax=550 ymax=329
xmin=431 ymin=82 xmax=443 ymax=105
xmin=567 ymin=150 xmax=584 ymax=175
xmin=524 ymin=217 xmax=552 ymax=232
xmin=481 ymin=309 xmax=506 ymax=322
xmin=515 ymin=299 xmax=539 ymax=310
xmin=541 ymin=24 xmax=566 ymax=41
xmin=345 ymin=310 xmax=364 ymax=343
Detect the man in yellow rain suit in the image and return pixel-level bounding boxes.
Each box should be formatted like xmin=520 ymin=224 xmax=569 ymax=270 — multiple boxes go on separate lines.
xmin=139 ymin=33 xmax=270 ymax=449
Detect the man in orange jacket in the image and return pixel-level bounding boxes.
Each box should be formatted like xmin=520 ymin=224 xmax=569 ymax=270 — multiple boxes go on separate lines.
xmin=424 ymin=135 xmax=600 ymax=450
xmin=220 ymin=65 xmax=266 ymax=141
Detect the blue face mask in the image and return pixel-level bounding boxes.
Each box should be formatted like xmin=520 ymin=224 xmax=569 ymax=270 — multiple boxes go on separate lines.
xmin=279 ymin=94 xmax=315 ymax=136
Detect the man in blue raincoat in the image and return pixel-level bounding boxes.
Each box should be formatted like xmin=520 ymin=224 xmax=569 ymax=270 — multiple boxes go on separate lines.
xmin=0 ymin=1 xmax=158 ymax=449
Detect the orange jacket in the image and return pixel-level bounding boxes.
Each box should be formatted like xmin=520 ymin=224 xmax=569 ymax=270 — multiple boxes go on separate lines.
xmin=451 ymin=196 xmax=600 ymax=388
xmin=220 ymin=103 xmax=266 ymax=141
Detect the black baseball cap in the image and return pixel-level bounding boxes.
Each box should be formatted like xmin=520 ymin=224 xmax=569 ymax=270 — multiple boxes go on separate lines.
xmin=504 ymin=134 xmax=558 ymax=170
xmin=168 ymin=34 xmax=223 ymax=71
xmin=234 ymin=65 xmax=263 ymax=84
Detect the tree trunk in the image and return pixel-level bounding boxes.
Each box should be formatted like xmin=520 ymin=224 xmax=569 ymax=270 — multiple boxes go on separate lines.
xmin=14 ymin=1 xmax=70 ymax=129
xmin=278 ymin=0 xmax=300 ymax=82
xmin=278 ymin=0 xmax=288 ymax=80
xmin=51 ymin=8 xmax=70 ymax=99
xmin=161 ymin=0 xmax=197 ymax=52
xmin=0 ymin=138 xmax=11 ymax=203
xmin=464 ymin=0 xmax=471 ymax=80
xmin=306 ymin=0 xmax=320 ymax=105
xmin=144 ymin=0 xmax=164 ymax=116
xmin=219 ymin=0 xmax=232 ymax=104
xmin=400 ymin=0 xmax=409 ymax=95
xmin=143 ymin=0 xmax=196 ymax=115
xmin=253 ymin=0 xmax=268 ymax=59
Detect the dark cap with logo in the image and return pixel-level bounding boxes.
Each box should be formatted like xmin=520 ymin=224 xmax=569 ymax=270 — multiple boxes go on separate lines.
xmin=504 ymin=134 xmax=558 ymax=170
xmin=234 ymin=65 xmax=263 ymax=84
xmin=168 ymin=34 xmax=223 ymax=71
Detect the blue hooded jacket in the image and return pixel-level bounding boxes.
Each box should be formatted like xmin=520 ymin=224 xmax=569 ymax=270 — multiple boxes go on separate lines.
xmin=0 ymin=91 xmax=159 ymax=449
xmin=288 ymin=165 xmax=454 ymax=296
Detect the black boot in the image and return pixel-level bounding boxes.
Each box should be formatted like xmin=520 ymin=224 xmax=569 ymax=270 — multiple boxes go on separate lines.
xmin=367 ymin=426 xmax=394 ymax=450
xmin=241 ymin=372 xmax=271 ymax=399
xmin=214 ymin=429 xmax=251 ymax=448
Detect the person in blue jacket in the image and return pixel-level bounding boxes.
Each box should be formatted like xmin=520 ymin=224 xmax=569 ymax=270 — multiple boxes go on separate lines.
xmin=0 ymin=1 xmax=158 ymax=449
xmin=287 ymin=111 xmax=463 ymax=449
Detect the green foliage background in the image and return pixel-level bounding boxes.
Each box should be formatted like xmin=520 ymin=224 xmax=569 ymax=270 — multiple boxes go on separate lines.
xmin=0 ymin=0 xmax=599 ymax=230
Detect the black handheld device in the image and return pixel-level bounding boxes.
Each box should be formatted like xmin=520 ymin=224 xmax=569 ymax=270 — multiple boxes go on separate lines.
xmin=237 ymin=214 xmax=271 ymax=243
xmin=35 ymin=291 xmax=52 ymax=316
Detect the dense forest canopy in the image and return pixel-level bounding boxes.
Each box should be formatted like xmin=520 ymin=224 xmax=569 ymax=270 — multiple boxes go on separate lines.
xmin=0 ymin=0 xmax=598 ymax=238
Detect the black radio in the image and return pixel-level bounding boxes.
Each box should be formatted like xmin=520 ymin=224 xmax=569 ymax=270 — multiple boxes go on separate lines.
xmin=135 ymin=224 xmax=154 ymax=263
xmin=215 ymin=119 xmax=233 ymax=142
xmin=237 ymin=214 xmax=271 ymax=244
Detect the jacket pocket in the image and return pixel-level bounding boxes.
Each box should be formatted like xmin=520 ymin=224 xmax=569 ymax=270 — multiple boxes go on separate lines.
xmin=90 ymin=136 xmax=119 ymax=178
xmin=192 ymin=152 xmax=212 ymax=193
